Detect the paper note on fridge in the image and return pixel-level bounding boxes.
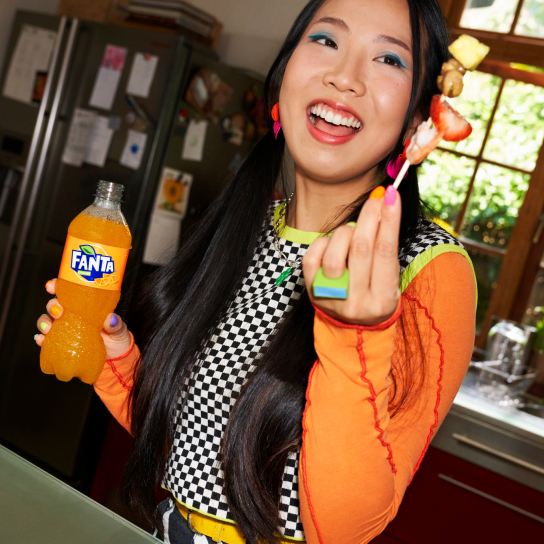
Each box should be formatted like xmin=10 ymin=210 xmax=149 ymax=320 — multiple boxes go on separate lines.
xmin=126 ymin=53 xmax=159 ymax=98
xmin=143 ymin=214 xmax=181 ymax=266
xmin=3 ymin=24 xmax=57 ymax=104
xmin=89 ymin=45 xmax=127 ymax=110
xmin=120 ymin=129 xmax=148 ymax=170
xmin=85 ymin=116 xmax=115 ymax=167
xmin=62 ymin=109 xmax=98 ymax=167
xmin=182 ymin=119 xmax=208 ymax=161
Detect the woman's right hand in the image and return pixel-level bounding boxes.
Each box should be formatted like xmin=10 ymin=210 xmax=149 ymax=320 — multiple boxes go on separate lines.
xmin=35 ymin=278 xmax=133 ymax=359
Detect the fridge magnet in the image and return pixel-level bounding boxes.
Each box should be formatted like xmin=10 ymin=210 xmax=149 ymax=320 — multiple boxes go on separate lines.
xmin=182 ymin=119 xmax=208 ymax=162
xmin=89 ymin=45 xmax=127 ymax=111
xmin=120 ymin=129 xmax=148 ymax=170
xmin=244 ymin=121 xmax=256 ymax=141
xmin=126 ymin=52 xmax=158 ymax=99
xmin=125 ymin=111 xmax=136 ymax=125
xmin=185 ymin=68 xmax=233 ymax=118
xmin=174 ymin=108 xmax=190 ymax=137
xmin=229 ymin=114 xmax=245 ymax=146
xmin=154 ymin=167 xmax=193 ymax=219
xmin=32 ymin=71 xmax=48 ymax=104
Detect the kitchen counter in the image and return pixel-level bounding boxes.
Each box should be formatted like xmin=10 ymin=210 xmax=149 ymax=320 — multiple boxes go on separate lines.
xmin=433 ymin=379 xmax=544 ymax=494
xmin=0 ymin=444 xmax=158 ymax=544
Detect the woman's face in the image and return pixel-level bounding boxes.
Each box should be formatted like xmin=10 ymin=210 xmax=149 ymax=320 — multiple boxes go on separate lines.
xmin=280 ymin=0 xmax=414 ymax=186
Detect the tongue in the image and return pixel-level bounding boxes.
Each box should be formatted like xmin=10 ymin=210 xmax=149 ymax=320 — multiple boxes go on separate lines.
xmin=314 ymin=116 xmax=357 ymax=137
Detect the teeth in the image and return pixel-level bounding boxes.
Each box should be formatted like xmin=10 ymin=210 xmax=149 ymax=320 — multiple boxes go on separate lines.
xmin=309 ymin=104 xmax=362 ymax=129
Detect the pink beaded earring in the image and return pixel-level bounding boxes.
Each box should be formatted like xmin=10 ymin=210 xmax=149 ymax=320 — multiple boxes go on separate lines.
xmin=271 ymin=103 xmax=281 ymax=139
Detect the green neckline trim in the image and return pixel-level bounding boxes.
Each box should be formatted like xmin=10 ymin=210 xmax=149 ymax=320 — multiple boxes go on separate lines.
xmin=274 ymin=202 xmax=325 ymax=245
xmin=400 ymin=244 xmax=478 ymax=304
xmin=162 ymin=486 xmax=306 ymax=542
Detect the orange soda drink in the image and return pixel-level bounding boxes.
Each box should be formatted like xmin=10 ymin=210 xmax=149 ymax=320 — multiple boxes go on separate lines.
xmin=41 ymin=181 xmax=131 ymax=384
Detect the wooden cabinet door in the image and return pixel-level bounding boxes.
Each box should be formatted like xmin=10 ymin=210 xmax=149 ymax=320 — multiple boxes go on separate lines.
xmin=381 ymin=446 xmax=544 ymax=543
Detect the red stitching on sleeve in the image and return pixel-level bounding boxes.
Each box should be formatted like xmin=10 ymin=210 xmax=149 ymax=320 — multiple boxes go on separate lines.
xmin=312 ymin=297 xmax=403 ymax=331
xmin=301 ymin=360 xmax=326 ymax=544
xmin=357 ymin=329 xmax=397 ymax=473
xmin=105 ymin=360 xmax=132 ymax=391
xmin=403 ymin=293 xmax=444 ymax=483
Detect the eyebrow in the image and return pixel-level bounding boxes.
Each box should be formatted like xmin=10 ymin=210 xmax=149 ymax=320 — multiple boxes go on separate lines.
xmin=314 ymin=17 xmax=351 ymax=33
xmin=374 ymin=34 xmax=411 ymax=53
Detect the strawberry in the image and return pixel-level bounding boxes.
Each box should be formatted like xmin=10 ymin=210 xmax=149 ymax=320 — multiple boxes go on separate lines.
xmin=430 ymin=94 xmax=472 ymax=142
xmin=401 ymin=139 xmax=411 ymax=161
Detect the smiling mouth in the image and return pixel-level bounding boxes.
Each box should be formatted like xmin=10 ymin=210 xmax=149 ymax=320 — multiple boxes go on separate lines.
xmin=308 ymin=103 xmax=362 ymax=137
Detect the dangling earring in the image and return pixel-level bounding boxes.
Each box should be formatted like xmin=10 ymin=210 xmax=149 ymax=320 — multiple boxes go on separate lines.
xmin=271 ymin=103 xmax=281 ymax=139
xmin=386 ymin=155 xmax=408 ymax=181
xmin=387 ymin=140 xmax=411 ymax=181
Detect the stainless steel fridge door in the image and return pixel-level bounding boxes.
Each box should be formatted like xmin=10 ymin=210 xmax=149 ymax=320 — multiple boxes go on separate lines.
xmin=0 ymin=15 xmax=190 ymax=487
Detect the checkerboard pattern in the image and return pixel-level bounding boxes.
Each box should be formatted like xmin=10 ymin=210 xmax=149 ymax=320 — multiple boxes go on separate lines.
xmin=398 ymin=218 xmax=462 ymax=274
xmin=163 ymin=208 xmax=462 ymax=540
xmin=163 ymin=204 xmax=308 ymax=539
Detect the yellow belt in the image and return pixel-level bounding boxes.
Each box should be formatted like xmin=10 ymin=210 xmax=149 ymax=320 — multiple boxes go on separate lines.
xmin=175 ymin=499 xmax=301 ymax=544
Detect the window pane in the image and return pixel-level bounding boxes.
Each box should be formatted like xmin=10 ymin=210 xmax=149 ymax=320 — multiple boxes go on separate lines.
xmin=440 ymin=71 xmax=502 ymax=156
xmin=483 ymin=79 xmax=544 ymax=171
xmin=460 ymin=0 xmax=518 ymax=33
xmin=516 ymin=0 xmax=544 ymax=37
xmin=468 ymin=249 xmax=502 ymax=332
xmin=419 ymin=150 xmax=475 ymax=226
xmin=459 ymin=163 xmax=530 ymax=248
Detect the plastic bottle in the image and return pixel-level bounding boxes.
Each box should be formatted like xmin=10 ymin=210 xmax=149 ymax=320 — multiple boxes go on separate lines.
xmin=41 ymin=181 xmax=132 ymax=384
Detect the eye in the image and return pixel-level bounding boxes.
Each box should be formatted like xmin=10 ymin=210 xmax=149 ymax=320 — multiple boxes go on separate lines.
xmin=309 ymin=34 xmax=338 ymax=49
xmin=376 ymin=54 xmax=406 ymax=69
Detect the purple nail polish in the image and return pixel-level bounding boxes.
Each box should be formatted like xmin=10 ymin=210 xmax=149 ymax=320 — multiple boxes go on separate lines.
xmin=384 ymin=185 xmax=397 ymax=206
xmin=110 ymin=314 xmax=118 ymax=327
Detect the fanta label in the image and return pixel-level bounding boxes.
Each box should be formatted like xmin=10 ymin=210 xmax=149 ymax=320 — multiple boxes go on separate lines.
xmin=58 ymin=235 xmax=129 ymax=291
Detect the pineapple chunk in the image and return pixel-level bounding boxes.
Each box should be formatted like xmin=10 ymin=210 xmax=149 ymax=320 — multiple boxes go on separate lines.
xmin=449 ymin=34 xmax=490 ymax=71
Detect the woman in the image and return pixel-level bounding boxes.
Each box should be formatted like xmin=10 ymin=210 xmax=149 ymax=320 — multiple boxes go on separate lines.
xmin=36 ymin=0 xmax=476 ymax=542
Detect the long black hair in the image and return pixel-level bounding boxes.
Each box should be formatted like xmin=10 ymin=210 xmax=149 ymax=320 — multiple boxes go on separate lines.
xmin=121 ymin=1 xmax=451 ymax=542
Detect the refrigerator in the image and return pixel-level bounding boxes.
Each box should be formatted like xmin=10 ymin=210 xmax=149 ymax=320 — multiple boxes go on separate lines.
xmin=0 ymin=10 xmax=263 ymax=492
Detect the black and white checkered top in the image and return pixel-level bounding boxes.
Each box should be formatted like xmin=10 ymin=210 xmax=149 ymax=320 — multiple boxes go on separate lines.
xmin=162 ymin=205 xmax=462 ymax=540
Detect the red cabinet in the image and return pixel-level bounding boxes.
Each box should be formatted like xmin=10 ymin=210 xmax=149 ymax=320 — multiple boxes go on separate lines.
xmin=374 ymin=446 xmax=544 ymax=543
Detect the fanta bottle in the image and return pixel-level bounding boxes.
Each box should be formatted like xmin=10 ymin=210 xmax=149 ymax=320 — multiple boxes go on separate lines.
xmin=41 ymin=181 xmax=131 ymax=384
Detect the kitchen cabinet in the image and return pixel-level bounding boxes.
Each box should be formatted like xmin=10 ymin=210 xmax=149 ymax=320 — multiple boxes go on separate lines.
xmin=376 ymin=446 xmax=544 ymax=543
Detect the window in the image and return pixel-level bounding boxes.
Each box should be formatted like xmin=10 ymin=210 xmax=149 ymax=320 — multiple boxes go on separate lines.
xmin=433 ymin=1 xmax=544 ymax=345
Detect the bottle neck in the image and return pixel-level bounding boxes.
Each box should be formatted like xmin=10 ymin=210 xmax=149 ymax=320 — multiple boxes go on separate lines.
xmin=92 ymin=196 xmax=122 ymax=210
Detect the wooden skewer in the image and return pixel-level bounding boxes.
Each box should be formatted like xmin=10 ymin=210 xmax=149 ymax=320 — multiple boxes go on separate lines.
xmin=393 ymin=160 xmax=411 ymax=190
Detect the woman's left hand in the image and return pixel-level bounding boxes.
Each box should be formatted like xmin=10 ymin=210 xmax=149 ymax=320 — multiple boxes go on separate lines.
xmin=303 ymin=187 xmax=402 ymax=326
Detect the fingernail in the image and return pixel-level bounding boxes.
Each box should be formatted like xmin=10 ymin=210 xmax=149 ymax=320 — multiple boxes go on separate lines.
xmin=370 ymin=186 xmax=386 ymax=199
xmin=45 ymin=280 xmax=51 ymax=289
xmin=110 ymin=314 xmax=118 ymax=327
xmin=384 ymin=186 xmax=397 ymax=206
xmin=40 ymin=322 xmax=48 ymax=331
xmin=51 ymin=305 xmax=62 ymax=318
xmin=34 ymin=334 xmax=38 ymax=341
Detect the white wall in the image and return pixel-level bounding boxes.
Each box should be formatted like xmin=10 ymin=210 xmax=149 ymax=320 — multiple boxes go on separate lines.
xmin=186 ymin=0 xmax=309 ymax=76
xmin=0 ymin=0 xmax=59 ymax=75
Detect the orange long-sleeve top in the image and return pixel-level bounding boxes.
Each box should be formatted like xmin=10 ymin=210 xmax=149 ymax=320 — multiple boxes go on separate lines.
xmin=94 ymin=249 xmax=475 ymax=544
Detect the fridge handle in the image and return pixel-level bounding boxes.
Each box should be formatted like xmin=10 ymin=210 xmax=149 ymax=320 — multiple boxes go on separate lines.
xmin=0 ymin=18 xmax=79 ymax=341
xmin=0 ymin=17 xmax=67 ymax=301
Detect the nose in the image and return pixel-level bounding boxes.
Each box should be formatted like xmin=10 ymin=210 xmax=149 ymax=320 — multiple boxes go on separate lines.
xmin=322 ymin=57 xmax=366 ymax=97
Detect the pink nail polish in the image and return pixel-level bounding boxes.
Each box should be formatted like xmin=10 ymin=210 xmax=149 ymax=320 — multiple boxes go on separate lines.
xmin=384 ymin=186 xmax=397 ymax=206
